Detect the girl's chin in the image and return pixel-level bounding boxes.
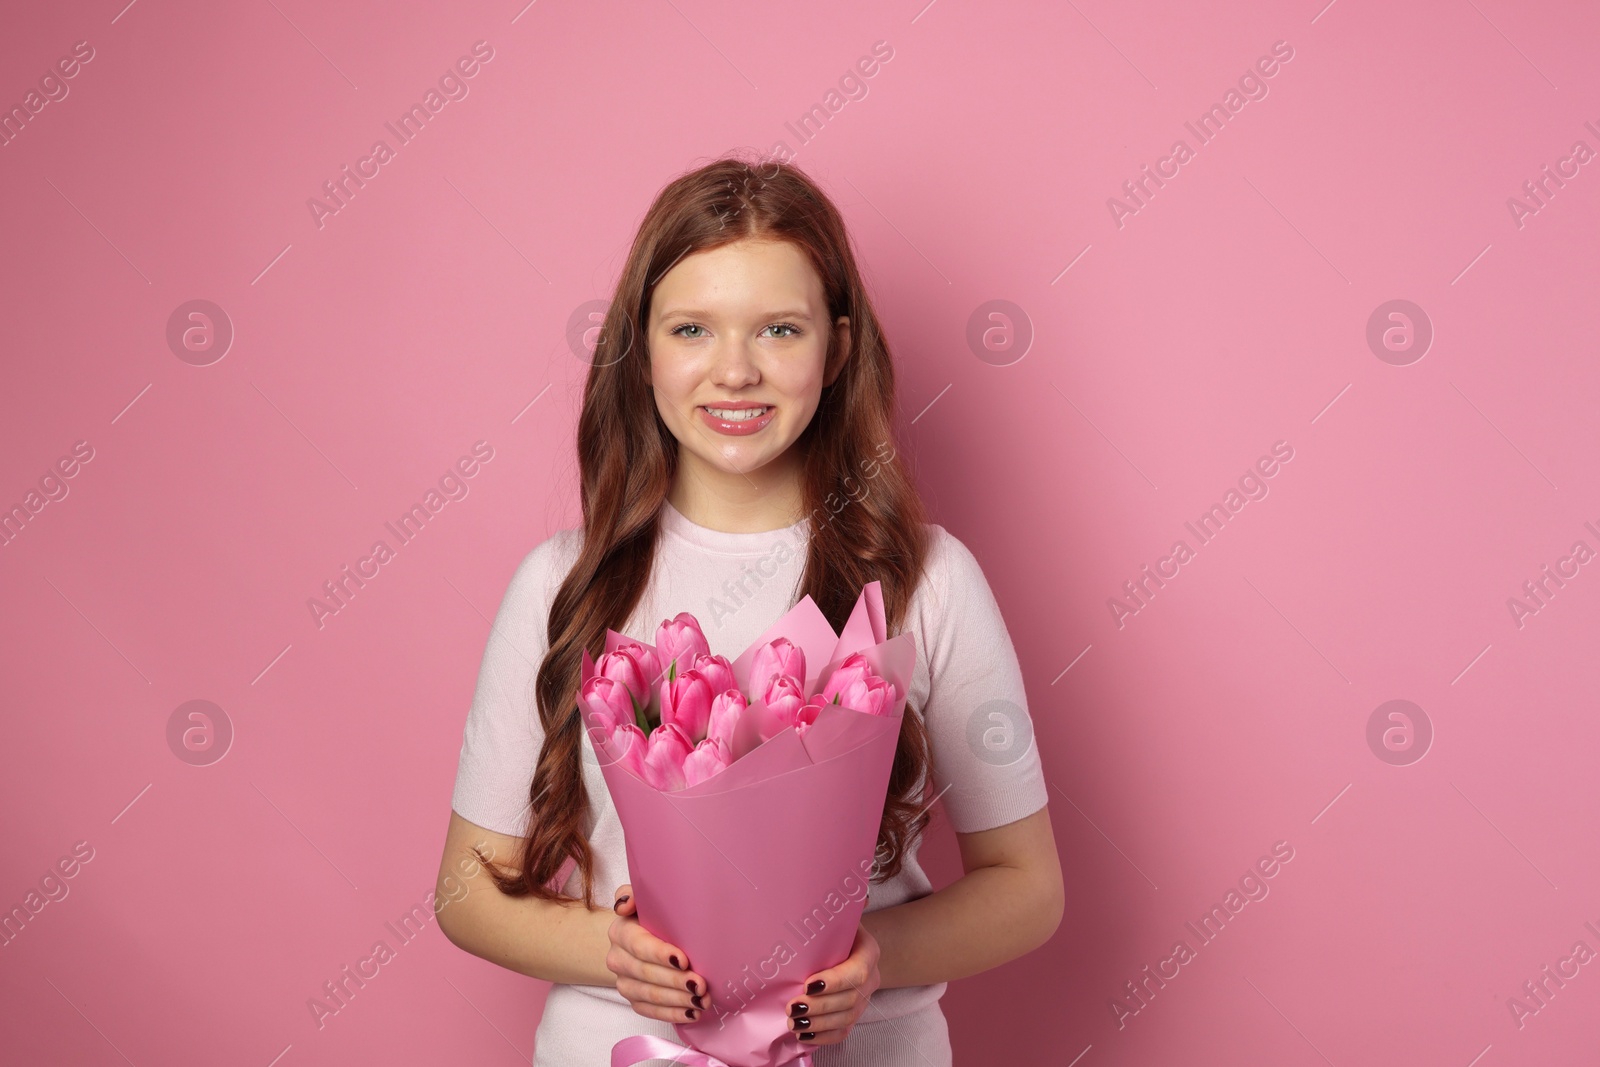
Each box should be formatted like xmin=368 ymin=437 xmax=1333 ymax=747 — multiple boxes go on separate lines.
xmin=696 ymin=442 xmax=785 ymax=472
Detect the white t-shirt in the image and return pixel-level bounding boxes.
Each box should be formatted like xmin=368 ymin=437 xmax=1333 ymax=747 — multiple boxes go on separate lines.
xmin=450 ymin=498 xmax=1050 ymax=1066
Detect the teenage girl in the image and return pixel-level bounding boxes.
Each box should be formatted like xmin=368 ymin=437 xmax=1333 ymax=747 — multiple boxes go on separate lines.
xmin=436 ymin=156 xmax=1064 ymax=1066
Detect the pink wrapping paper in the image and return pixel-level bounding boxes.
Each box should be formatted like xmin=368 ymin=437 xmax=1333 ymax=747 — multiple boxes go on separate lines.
xmin=583 ymin=581 xmax=915 ymax=1067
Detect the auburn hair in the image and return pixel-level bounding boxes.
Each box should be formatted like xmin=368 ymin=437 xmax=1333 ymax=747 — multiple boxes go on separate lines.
xmin=480 ymin=154 xmax=934 ymax=909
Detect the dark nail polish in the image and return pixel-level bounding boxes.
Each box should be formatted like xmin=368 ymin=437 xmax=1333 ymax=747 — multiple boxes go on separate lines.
xmin=791 ymin=1017 xmax=809 ymax=1030
xmin=692 ymin=994 xmax=704 ymax=1009
xmin=686 ymin=979 xmax=699 ymax=995
xmin=789 ymin=1002 xmax=808 ymax=1018
xmin=806 ymin=979 xmax=825 ymax=995
xmin=799 ymin=1032 xmax=815 ymax=1041
xmin=670 ymin=955 xmax=682 ymax=969
xmin=686 ymin=1007 xmax=697 ymax=1020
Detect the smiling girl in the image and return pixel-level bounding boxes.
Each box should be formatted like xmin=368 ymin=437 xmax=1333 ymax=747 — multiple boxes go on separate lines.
xmin=436 ymin=156 xmax=1063 ymax=1066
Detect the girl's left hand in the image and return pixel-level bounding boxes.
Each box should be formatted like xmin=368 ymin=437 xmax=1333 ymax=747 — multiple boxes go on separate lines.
xmin=784 ymin=924 xmax=882 ymax=1045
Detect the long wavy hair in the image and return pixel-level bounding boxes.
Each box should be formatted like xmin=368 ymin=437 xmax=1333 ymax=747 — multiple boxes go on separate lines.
xmin=482 ymin=154 xmax=934 ymax=909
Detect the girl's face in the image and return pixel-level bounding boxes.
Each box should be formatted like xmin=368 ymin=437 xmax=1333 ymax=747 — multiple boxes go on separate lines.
xmin=647 ymin=237 xmax=849 ymax=488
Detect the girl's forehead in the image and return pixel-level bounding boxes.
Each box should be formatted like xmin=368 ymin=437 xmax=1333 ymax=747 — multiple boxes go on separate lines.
xmin=650 ymin=243 xmax=825 ymax=317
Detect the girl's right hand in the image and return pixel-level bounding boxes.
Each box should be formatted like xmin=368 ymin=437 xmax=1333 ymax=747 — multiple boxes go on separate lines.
xmin=607 ymin=883 xmax=707 ymax=1025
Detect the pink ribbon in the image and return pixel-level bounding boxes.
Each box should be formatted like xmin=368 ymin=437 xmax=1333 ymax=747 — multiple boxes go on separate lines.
xmin=610 ymin=1035 xmax=814 ymax=1067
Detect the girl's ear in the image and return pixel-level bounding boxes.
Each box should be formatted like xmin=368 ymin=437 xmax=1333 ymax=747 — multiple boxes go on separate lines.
xmin=824 ymin=316 xmax=852 ymax=387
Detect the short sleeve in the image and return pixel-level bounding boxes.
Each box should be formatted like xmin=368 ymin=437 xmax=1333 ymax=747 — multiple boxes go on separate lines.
xmin=450 ymin=530 xmax=576 ymax=837
xmin=920 ymin=527 xmax=1050 ymax=834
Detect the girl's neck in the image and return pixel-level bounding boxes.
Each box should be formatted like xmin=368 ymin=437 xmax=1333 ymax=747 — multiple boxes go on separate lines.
xmin=667 ymin=455 xmax=806 ymax=534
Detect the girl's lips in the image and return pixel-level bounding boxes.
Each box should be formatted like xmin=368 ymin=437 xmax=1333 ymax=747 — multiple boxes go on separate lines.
xmin=699 ymin=405 xmax=776 ymax=436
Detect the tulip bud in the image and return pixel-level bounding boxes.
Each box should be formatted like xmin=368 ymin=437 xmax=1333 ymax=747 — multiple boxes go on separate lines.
xmin=707 ymin=689 xmax=747 ymax=749
xmin=689 ymin=652 xmax=736 ymax=698
xmin=661 ymin=669 xmax=715 ymax=744
xmin=610 ymin=723 xmax=650 ymax=782
xmin=580 ymin=675 xmax=635 ymax=735
xmin=751 ymin=637 xmax=806 ymax=701
xmin=683 ymin=736 xmax=732 ymax=787
xmin=763 ymin=675 xmax=808 ymax=732
xmin=654 ymin=612 xmax=711 ymax=685
xmin=598 ymin=643 xmax=660 ymax=713
xmin=643 ymin=721 xmax=694 ymax=791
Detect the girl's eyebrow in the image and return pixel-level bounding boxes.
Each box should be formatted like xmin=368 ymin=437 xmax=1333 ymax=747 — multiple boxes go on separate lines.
xmin=658 ymin=308 xmax=815 ymax=322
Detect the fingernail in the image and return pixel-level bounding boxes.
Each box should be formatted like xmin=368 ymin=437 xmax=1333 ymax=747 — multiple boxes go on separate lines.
xmin=685 ymin=1008 xmax=698 ymax=1020
xmin=670 ymin=955 xmax=682 ymax=969
xmin=686 ymin=979 xmax=699 ymax=995
xmin=789 ymin=1002 xmax=808 ymax=1018
xmin=692 ymin=994 xmax=704 ymax=1009
xmin=806 ymin=980 xmax=825 ymax=995
xmin=791 ymin=1017 xmax=810 ymax=1030
xmin=799 ymin=1032 xmax=814 ymax=1041
xmin=613 ymin=894 xmax=629 ymax=911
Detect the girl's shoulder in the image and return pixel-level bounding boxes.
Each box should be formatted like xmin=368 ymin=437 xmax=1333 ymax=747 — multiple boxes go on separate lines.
xmin=906 ymin=521 xmax=1021 ymax=663
xmin=912 ymin=522 xmax=991 ymax=617
xmin=500 ymin=524 xmax=585 ymax=615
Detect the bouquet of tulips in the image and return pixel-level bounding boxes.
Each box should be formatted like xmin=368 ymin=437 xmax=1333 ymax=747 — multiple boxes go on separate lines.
xmin=580 ymin=581 xmax=914 ymax=1067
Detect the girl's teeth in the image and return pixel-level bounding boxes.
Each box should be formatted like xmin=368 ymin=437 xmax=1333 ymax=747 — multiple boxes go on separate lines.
xmin=706 ymin=407 xmax=768 ymax=421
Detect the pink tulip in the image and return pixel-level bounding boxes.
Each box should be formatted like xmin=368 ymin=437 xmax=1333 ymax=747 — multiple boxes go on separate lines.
xmin=817 ymin=653 xmax=870 ymax=702
xmin=642 ymin=721 xmax=694 ymax=791
xmin=688 ymin=652 xmax=736 ymax=698
xmin=654 ymin=612 xmax=710 ymax=683
xmin=762 ymin=674 xmax=808 ymax=731
xmin=706 ymin=688 xmax=747 ymax=749
xmin=751 ymin=637 xmax=806 ymax=698
xmin=683 ymin=736 xmax=732 ymax=788
xmin=819 ymin=653 xmax=898 ymax=716
xmin=580 ymin=675 xmax=636 ymax=734
xmin=609 ymin=722 xmax=650 ymax=781
xmin=597 ymin=643 xmax=659 ymax=709
xmin=660 ymin=668 xmax=715 ymax=744
xmin=794 ymin=697 xmax=825 ymax=738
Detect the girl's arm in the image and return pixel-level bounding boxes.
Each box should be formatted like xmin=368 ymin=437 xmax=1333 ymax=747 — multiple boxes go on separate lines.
xmin=434 ymin=809 xmax=711 ymax=1027
xmin=434 ymin=810 xmax=617 ymax=985
xmin=860 ymin=805 xmax=1064 ymax=990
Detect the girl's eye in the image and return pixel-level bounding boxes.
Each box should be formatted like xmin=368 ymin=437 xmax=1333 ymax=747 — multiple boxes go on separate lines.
xmin=670 ymin=323 xmax=801 ymax=339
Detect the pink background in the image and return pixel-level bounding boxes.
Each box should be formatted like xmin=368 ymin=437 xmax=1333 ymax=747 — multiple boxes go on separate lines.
xmin=2 ymin=1 xmax=1597 ymax=1064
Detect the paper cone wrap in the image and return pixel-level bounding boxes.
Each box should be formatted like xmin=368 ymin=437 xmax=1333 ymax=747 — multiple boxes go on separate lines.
xmin=582 ymin=581 xmax=914 ymax=1067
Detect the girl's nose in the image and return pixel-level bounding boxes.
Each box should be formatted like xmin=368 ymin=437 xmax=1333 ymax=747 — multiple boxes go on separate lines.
xmin=709 ymin=341 xmax=761 ymax=387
